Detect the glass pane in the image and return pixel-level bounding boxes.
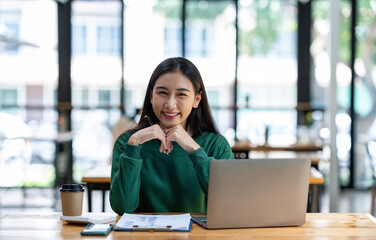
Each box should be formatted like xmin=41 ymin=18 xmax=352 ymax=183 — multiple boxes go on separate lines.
xmin=0 ymin=0 xmax=58 ymax=187
xmin=124 ymin=0 xmax=182 ymax=118
xmin=71 ymin=0 xmax=122 ymax=181
xmin=354 ymin=0 xmax=376 ymax=188
xmin=185 ymin=0 xmax=236 ymax=137
xmin=237 ymin=0 xmax=297 ymax=145
xmin=311 ymin=0 xmax=357 ymax=187
xmin=0 ymin=1 xmax=58 ymax=102
xmin=72 ymin=109 xmax=116 ymax=183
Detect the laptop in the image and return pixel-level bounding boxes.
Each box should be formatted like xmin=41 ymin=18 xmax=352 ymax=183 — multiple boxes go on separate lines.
xmin=192 ymin=158 xmax=310 ymax=229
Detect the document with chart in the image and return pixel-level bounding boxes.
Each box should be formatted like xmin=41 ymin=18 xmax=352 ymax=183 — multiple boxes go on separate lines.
xmin=114 ymin=213 xmax=192 ymax=232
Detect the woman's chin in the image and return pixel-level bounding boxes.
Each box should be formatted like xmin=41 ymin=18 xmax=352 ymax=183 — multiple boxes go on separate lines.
xmin=166 ymin=123 xmax=179 ymax=129
xmin=160 ymin=122 xmax=180 ymax=129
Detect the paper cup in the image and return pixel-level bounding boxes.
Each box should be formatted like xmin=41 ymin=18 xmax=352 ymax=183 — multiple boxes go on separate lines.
xmin=60 ymin=184 xmax=84 ymax=216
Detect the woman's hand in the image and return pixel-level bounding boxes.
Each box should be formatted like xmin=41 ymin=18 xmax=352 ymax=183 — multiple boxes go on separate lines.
xmin=164 ymin=125 xmax=200 ymax=154
xmin=128 ymin=125 xmax=169 ymax=153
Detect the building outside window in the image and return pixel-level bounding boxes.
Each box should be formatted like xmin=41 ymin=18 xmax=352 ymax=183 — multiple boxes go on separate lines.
xmin=97 ymin=25 xmax=121 ymax=56
xmin=164 ymin=22 xmax=181 ymax=56
xmin=71 ymin=0 xmax=122 ymax=181
xmin=72 ymin=25 xmax=87 ymax=56
xmin=237 ymin=0 xmax=298 ymax=145
xmin=0 ymin=0 xmax=58 ymax=188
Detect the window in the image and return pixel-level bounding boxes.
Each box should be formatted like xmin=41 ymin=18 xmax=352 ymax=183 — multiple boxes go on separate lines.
xmin=185 ymin=0 xmax=236 ymax=135
xmin=97 ymin=25 xmax=121 ymax=56
xmin=82 ymin=88 xmax=89 ymax=106
xmin=98 ymin=89 xmax=111 ymax=106
xmin=237 ymin=0 xmax=298 ymax=145
xmin=124 ymin=0 xmax=182 ymax=115
xmin=72 ymin=25 xmax=87 ymax=56
xmin=0 ymin=0 xmax=58 ymax=188
xmin=0 ymin=7 xmax=21 ymax=54
xmin=1 ymin=89 xmax=18 ymax=105
xmin=71 ymin=1 xmax=122 ymax=181
xmin=164 ymin=22 xmax=182 ymax=56
xmin=3 ymin=23 xmax=20 ymax=53
xmin=186 ymin=24 xmax=212 ymax=57
xmin=311 ymin=0 xmax=354 ymax=187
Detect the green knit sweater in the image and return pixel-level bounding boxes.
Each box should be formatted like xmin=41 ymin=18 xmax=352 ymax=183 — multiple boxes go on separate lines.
xmin=109 ymin=131 xmax=234 ymax=215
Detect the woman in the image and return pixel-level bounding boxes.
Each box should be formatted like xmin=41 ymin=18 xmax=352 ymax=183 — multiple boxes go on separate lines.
xmin=110 ymin=57 xmax=234 ymax=214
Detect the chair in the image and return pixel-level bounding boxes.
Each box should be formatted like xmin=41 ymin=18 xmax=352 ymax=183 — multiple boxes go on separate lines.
xmin=109 ymin=115 xmax=136 ymax=164
xmin=371 ymin=186 xmax=376 ymax=215
xmin=366 ymin=140 xmax=376 ymax=216
xmin=82 ymin=115 xmax=135 ymax=212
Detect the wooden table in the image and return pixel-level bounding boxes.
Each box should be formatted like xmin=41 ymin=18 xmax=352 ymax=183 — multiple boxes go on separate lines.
xmin=232 ymin=142 xmax=324 ymax=152
xmin=82 ymin=165 xmax=324 ymax=213
xmin=245 ymin=151 xmax=324 ymax=169
xmin=1 ymin=212 xmax=376 ymax=239
xmin=81 ymin=165 xmax=111 ymax=212
xmin=232 ymin=142 xmax=323 ymax=159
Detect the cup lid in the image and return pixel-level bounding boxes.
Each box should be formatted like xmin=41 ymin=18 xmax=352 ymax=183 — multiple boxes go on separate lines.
xmin=60 ymin=184 xmax=84 ymax=192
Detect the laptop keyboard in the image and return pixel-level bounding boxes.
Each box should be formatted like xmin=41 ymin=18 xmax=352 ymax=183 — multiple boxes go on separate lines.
xmin=191 ymin=216 xmax=207 ymax=227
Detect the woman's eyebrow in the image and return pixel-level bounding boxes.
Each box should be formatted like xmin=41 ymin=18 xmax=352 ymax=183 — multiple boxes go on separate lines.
xmin=154 ymin=86 xmax=191 ymax=92
xmin=155 ymin=86 xmax=167 ymax=90
xmin=177 ymin=88 xmax=191 ymax=92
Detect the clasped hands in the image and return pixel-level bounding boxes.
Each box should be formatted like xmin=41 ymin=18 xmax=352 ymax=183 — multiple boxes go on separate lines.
xmin=128 ymin=124 xmax=200 ymax=154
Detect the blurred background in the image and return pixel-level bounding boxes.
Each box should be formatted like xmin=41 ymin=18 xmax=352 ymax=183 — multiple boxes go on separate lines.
xmin=1 ymin=0 xmax=376 ymax=214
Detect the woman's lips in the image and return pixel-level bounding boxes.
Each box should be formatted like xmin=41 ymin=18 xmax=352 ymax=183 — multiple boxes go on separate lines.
xmin=162 ymin=112 xmax=179 ymax=119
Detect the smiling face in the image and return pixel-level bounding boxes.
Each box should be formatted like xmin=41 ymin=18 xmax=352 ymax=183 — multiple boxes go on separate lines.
xmin=150 ymin=71 xmax=201 ymax=130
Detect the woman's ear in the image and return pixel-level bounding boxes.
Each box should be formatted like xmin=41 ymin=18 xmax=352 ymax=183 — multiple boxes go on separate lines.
xmin=193 ymin=91 xmax=202 ymax=108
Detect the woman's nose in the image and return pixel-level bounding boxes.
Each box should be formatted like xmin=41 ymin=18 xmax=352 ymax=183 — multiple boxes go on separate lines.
xmin=165 ymin=96 xmax=176 ymax=109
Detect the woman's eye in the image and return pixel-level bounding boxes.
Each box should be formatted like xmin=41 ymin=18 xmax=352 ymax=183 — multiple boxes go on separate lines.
xmin=177 ymin=93 xmax=187 ymax=97
xmin=158 ymin=91 xmax=167 ymax=95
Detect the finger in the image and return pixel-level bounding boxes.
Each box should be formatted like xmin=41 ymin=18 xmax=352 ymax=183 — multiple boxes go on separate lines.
xmin=168 ymin=141 xmax=173 ymax=153
xmin=163 ymin=125 xmax=179 ymax=134
xmin=159 ymin=143 xmax=163 ymax=153
xmin=159 ymin=138 xmax=167 ymax=153
xmin=165 ymin=128 xmax=178 ymax=140
xmin=160 ymin=142 xmax=168 ymax=154
xmin=163 ymin=128 xmax=171 ymax=136
xmin=163 ymin=138 xmax=170 ymax=154
xmin=157 ymin=136 xmax=167 ymax=155
xmin=164 ymin=139 xmax=172 ymax=154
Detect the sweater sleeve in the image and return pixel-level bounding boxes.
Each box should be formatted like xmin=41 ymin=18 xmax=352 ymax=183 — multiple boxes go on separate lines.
xmin=189 ymin=134 xmax=234 ymax=196
xmin=109 ymin=133 xmax=142 ymax=215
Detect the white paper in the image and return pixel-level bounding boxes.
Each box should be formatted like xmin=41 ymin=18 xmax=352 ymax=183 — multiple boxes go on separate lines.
xmin=115 ymin=213 xmax=191 ymax=231
xmin=60 ymin=212 xmax=117 ymax=224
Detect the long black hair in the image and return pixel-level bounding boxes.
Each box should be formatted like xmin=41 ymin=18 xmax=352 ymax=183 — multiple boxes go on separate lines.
xmin=132 ymin=57 xmax=219 ymax=138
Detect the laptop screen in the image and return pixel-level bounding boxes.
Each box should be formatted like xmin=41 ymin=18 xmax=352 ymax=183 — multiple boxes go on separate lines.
xmin=201 ymin=158 xmax=310 ymax=229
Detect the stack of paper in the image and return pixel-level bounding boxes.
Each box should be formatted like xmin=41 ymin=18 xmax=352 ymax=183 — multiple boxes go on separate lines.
xmin=60 ymin=212 xmax=117 ymax=224
xmin=114 ymin=213 xmax=192 ymax=232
